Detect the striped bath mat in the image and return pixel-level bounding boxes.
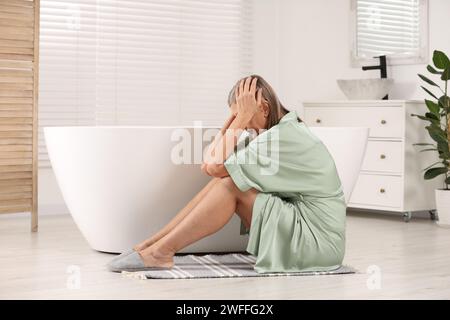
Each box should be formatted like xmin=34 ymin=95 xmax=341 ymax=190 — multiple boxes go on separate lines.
xmin=121 ymin=253 xmax=358 ymax=279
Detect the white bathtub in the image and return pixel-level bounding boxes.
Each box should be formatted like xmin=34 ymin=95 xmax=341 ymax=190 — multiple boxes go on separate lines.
xmin=44 ymin=125 xmax=368 ymax=253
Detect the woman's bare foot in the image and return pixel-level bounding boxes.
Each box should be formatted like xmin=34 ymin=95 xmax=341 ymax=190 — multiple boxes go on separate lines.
xmin=133 ymin=238 xmax=157 ymax=252
xmin=137 ymin=244 xmax=174 ymax=269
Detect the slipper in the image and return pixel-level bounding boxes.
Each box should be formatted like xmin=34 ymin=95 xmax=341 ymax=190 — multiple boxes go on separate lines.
xmin=107 ymin=251 xmax=172 ymax=273
xmin=109 ymin=248 xmax=135 ymax=264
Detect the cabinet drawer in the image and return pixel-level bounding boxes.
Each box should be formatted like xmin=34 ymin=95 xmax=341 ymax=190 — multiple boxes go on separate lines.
xmin=361 ymin=140 xmax=403 ymax=173
xmin=349 ymin=174 xmax=403 ymax=208
xmin=303 ymin=106 xmax=404 ymax=138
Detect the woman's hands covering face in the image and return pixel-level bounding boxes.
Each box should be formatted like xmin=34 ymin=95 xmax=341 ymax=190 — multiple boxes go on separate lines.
xmin=234 ymin=76 xmax=262 ymax=124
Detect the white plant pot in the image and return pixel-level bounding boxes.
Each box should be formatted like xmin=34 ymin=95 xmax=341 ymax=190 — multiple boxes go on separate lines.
xmin=435 ymin=189 xmax=450 ymax=227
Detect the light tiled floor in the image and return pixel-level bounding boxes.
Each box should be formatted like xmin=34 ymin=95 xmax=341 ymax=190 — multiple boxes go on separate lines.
xmin=1 ymin=210 xmax=449 ymax=299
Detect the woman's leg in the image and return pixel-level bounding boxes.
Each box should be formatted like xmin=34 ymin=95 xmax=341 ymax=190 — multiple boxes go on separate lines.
xmin=134 ymin=177 xmax=221 ymax=251
xmin=138 ymin=176 xmax=258 ymax=268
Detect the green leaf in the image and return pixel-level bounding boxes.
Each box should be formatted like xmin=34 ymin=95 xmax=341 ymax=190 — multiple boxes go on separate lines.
xmin=424 ymin=167 xmax=448 ymax=179
xmin=438 ymin=95 xmax=450 ymax=109
xmin=418 ymin=74 xmax=440 ymax=87
xmin=426 ymin=125 xmax=447 ymax=144
xmin=421 ymin=86 xmax=438 ymax=99
xmin=425 ymin=99 xmax=440 ymax=114
xmin=442 ymin=67 xmax=450 ymax=81
xmin=428 ymin=132 xmax=444 ymax=144
xmin=413 ymin=114 xmax=440 ymax=125
xmin=425 ymin=112 xmax=439 ymax=120
xmin=433 ymin=50 xmax=450 ymax=70
xmin=428 ymin=123 xmax=446 ymax=132
xmin=427 ymin=65 xmax=443 ymax=75
xmin=438 ymin=141 xmax=449 ymax=151
xmin=445 ymin=176 xmax=450 ymax=184
xmin=438 ymin=144 xmax=450 ymax=160
xmin=438 ymin=141 xmax=450 ymax=150
xmin=439 ymin=153 xmax=450 ymax=160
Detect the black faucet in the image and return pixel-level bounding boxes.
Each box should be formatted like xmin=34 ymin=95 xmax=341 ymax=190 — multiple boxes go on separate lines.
xmin=362 ymin=55 xmax=388 ymax=100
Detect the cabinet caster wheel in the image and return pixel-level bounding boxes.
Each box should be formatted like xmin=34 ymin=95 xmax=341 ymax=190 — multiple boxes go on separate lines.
xmin=429 ymin=210 xmax=437 ymax=221
xmin=403 ymin=212 xmax=412 ymax=222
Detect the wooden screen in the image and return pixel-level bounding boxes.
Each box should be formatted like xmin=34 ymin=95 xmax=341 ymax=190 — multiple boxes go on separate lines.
xmin=0 ymin=0 xmax=39 ymax=231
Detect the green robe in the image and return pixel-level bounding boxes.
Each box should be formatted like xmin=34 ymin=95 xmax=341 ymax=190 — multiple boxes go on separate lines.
xmin=224 ymin=110 xmax=346 ymax=273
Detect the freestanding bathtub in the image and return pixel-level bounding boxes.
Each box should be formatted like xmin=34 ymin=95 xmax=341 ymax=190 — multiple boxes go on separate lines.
xmin=44 ymin=125 xmax=369 ymax=253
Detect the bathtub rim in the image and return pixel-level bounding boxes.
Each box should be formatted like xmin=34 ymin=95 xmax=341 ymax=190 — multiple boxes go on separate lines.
xmin=43 ymin=125 xmax=222 ymax=130
xmin=43 ymin=125 xmax=370 ymax=130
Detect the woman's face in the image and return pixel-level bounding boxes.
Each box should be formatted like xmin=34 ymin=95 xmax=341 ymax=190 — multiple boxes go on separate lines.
xmin=230 ymin=99 xmax=268 ymax=131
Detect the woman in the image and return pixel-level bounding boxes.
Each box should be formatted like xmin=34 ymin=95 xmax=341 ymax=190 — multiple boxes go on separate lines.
xmin=107 ymin=74 xmax=347 ymax=273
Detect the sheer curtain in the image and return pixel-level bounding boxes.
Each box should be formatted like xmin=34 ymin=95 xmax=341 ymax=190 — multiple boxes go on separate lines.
xmin=39 ymin=0 xmax=253 ymax=167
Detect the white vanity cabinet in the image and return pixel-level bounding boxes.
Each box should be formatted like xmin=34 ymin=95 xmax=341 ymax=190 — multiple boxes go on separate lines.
xmin=302 ymin=100 xmax=444 ymax=221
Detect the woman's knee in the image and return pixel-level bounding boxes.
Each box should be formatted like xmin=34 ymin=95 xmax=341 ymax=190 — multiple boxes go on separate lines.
xmin=218 ymin=176 xmax=239 ymax=193
xmin=218 ymin=177 xmax=260 ymax=203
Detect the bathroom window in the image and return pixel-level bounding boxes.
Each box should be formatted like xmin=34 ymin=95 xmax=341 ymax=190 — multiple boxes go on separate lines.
xmin=350 ymin=0 xmax=428 ymax=66
xmin=39 ymin=0 xmax=252 ymax=167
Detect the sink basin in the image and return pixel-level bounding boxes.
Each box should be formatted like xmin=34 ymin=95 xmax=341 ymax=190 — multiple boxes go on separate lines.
xmin=337 ymin=78 xmax=394 ymax=100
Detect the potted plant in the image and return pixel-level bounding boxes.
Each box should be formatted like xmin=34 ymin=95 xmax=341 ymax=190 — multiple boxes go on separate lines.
xmin=411 ymin=50 xmax=450 ymax=227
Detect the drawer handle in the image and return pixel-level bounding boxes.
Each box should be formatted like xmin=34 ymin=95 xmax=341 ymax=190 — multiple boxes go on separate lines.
xmin=316 ymin=118 xmax=321 ymax=123
xmin=380 ymin=154 xmax=386 ymax=159
xmin=380 ymin=188 xmax=386 ymax=193
xmin=380 ymin=119 xmax=386 ymax=124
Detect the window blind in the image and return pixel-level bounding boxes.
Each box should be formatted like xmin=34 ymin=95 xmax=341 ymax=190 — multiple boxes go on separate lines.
xmin=39 ymin=0 xmax=252 ymax=167
xmin=356 ymin=0 xmax=420 ymax=57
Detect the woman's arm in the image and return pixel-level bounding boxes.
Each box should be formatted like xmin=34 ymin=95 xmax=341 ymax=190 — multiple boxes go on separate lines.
xmin=203 ymin=117 xmax=247 ymax=177
xmin=203 ymin=77 xmax=261 ymax=177
xmin=203 ymin=113 xmax=236 ymax=162
xmin=201 ymin=113 xmax=236 ymax=177
xmin=201 ymin=114 xmax=238 ymax=177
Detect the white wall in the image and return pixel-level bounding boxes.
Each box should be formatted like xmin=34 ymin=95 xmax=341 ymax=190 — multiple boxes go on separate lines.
xmin=37 ymin=0 xmax=450 ymax=216
xmin=253 ymin=0 xmax=450 ymax=113
xmin=389 ymin=0 xmax=450 ymax=99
